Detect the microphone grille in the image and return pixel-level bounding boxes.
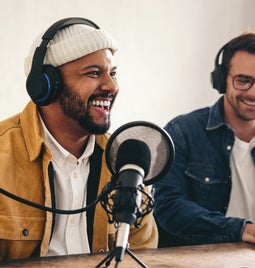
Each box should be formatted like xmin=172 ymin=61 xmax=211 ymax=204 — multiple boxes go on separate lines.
xmin=115 ymin=139 xmax=151 ymax=176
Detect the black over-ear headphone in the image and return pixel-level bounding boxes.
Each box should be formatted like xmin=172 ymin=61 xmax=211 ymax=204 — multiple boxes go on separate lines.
xmin=210 ymin=44 xmax=228 ymax=94
xmin=26 ymin=17 xmax=99 ymax=106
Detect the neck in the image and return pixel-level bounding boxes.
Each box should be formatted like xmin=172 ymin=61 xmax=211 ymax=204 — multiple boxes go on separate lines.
xmin=234 ymin=125 xmax=255 ymax=142
xmin=224 ymin=111 xmax=255 ymax=143
xmin=39 ymin=106 xmax=90 ymax=158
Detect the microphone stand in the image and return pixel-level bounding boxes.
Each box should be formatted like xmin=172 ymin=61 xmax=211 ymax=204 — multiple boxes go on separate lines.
xmin=96 ymin=181 xmax=154 ymax=268
xmin=95 ymin=243 xmax=148 ymax=268
xmin=95 ymin=223 xmax=148 ymax=268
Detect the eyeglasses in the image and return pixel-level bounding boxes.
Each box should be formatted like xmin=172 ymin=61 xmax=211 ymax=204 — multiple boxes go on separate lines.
xmin=228 ymin=73 xmax=255 ymax=91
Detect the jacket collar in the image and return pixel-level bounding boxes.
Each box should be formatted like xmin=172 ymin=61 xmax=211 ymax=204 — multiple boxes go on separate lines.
xmin=20 ymin=101 xmax=110 ymax=162
xmin=206 ymin=96 xmax=228 ymax=131
xmin=20 ymin=101 xmax=46 ymax=162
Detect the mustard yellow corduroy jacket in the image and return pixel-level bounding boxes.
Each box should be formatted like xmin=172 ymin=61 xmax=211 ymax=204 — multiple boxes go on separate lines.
xmin=0 ymin=101 xmax=158 ymax=261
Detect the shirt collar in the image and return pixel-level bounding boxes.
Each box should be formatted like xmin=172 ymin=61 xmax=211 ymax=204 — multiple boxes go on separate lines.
xmin=39 ymin=116 xmax=95 ymax=167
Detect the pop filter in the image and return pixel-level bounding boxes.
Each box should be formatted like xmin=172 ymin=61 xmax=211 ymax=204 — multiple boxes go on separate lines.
xmin=105 ymin=121 xmax=175 ymax=186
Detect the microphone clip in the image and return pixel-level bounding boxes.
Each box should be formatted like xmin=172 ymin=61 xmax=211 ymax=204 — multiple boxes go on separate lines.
xmin=99 ymin=180 xmax=154 ymax=228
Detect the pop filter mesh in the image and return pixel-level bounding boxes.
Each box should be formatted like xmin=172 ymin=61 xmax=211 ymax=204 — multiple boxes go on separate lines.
xmin=105 ymin=121 xmax=175 ymax=186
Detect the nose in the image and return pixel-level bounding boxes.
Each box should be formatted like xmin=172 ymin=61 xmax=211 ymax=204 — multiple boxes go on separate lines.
xmin=100 ymin=74 xmax=119 ymax=95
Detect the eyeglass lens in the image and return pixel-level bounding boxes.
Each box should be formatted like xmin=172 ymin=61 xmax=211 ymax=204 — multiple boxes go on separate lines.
xmin=232 ymin=74 xmax=255 ymax=90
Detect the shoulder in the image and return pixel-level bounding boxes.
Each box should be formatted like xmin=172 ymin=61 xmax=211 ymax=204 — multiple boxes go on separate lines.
xmin=0 ymin=101 xmax=37 ymax=137
xmin=0 ymin=113 xmax=21 ymax=137
xmin=165 ymin=106 xmax=210 ymax=130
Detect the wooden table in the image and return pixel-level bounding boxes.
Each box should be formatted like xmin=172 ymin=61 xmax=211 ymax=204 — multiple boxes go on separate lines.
xmin=1 ymin=242 xmax=255 ymax=267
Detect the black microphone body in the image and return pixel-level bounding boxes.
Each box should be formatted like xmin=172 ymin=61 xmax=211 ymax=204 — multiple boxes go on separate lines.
xmin=113 ymin=166 xmax=143 ymax=225
xmin=112 ymin=139 xmax=151 ymax=262
xmin=113 ymin=165 xmax=144 ymax=261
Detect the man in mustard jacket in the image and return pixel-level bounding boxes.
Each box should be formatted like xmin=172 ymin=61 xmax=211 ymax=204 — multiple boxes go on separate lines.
xmin=0 ymin=17 xmax=158 ymax=261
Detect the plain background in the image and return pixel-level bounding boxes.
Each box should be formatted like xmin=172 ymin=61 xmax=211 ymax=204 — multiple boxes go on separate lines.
xmin=1 ymin=0 xmax=255 ymax=132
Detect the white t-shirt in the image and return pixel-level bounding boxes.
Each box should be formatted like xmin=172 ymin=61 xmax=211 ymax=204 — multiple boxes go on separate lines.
xmin=40 ymin=118 xmax=95 ymax=256
xmin=226 ymin=137 xmax=255 ymax=222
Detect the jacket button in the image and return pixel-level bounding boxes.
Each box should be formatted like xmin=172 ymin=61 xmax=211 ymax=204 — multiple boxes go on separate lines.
xmin=22 ymin=229 xmax=29 ymax=236
xmin=204 ymin=177 xmax=210 ymax=183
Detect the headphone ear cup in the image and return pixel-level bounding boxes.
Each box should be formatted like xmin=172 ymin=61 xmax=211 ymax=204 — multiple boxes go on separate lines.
xmin=42 ymin=65 xmax=63 ymax=105
xmin=26 ymin=65 xmax=62 ymax=106
xmin=210 ymin=64 xmax=226 ymax=94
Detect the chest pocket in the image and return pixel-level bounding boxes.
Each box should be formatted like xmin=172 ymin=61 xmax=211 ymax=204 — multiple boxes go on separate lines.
xmin=0 ymin=215 xmax=45 ymax=260
xmin=185 ymin=163 xmax=230 ymax=210
xmin=0 ymin=215 xmax=45 ymax=241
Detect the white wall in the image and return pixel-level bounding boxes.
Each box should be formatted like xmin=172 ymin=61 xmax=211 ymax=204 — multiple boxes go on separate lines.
xmin=1 ymin=0 xmax=255 ymax=132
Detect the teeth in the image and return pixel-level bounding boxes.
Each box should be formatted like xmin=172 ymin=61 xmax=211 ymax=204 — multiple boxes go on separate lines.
xmin=92 ymin=100 xmax=111 ymax=107
xmin=103 ymin=100 xmax=110 ymax=107
xmin=243 ymin=99 xmax=255 ymax=106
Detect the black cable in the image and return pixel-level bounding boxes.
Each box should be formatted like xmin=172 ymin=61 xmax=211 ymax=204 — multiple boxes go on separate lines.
xmin=0 ymin=188 xmax=101 ymax=214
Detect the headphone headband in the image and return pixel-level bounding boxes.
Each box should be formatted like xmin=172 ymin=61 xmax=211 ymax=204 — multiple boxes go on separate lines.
xmin=210 ymin=43 xmax=228 ymax=94
xmin=41 ymin=17 xmax=99 ymax=47
xmin=214 ymin=44 xmax=226 ymax=68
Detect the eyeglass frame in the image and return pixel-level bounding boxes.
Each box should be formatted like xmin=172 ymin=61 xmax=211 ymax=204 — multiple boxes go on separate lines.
xmin=228 ymin=73 xmax=255 ymax=91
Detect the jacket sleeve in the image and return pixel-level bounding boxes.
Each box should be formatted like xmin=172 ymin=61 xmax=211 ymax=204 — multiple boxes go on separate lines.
xmin=154 ymin=120 xmax=247 ymax=245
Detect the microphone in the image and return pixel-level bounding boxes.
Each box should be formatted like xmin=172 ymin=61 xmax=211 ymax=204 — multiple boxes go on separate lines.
xmin=112 ymin=139 xmax=150 ymax=262
xmin=98 ymin=120 xmax=175 ymax=267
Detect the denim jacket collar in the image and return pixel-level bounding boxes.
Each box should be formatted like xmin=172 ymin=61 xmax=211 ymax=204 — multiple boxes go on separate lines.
xmin=206 ymin=96 xmax=227 ymax=131
xmin=207 ymin=97 xmax=255 ymax=160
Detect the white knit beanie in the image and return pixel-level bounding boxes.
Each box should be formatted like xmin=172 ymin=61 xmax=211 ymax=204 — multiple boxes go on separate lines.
xmin=24 ymin=24 xmax=118 ymax=76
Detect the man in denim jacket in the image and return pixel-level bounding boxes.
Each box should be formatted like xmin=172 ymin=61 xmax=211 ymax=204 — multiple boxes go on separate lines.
xmin=154 ymin=32 xmax=255 ymax=247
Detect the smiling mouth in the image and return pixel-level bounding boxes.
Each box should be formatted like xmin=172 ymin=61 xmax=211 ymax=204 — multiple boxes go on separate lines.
xmin=91 ymin=99 xmax=111 ymax=112
xmin=242 ymin=99 xmax=255 ymax=106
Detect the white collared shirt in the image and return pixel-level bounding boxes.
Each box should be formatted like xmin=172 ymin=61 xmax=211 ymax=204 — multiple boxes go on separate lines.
xmin=40 ymin=118 xmax=95 ymax=256
xmin=226 ymin=137 xmax=255 ymax=222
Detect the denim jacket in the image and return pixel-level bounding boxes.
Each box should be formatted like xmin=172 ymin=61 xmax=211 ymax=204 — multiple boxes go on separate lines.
xmin=154 ymin=96 xmax=254 ymax=246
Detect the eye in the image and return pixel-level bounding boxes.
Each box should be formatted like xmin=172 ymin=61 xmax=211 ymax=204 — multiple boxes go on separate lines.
xmin=110 ymin=71 xmax=117 ymax=79
xmin=86 ymin=71 xmax=100 ymax=77
xmin=235 ymin=75 xmax=252 ymax=84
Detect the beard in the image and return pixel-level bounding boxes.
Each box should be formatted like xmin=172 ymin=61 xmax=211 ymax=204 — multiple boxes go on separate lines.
xmin=58 ymin=86 xmax=111 ymax=134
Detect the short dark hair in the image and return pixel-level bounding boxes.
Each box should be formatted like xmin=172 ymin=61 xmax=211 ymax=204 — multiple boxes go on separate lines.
xmin=222 ymin=32 xmax=255 ymax=72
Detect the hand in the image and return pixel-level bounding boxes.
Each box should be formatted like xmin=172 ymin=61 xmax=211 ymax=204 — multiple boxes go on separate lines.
xmin=242 ymin=223 xmax=255 ymax=243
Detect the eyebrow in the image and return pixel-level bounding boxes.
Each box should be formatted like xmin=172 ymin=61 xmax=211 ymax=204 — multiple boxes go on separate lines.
xmin=235 ymin=73 xmax=255 ymax=78
xmin=81 ymin=65 xmax=117 ymax=71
